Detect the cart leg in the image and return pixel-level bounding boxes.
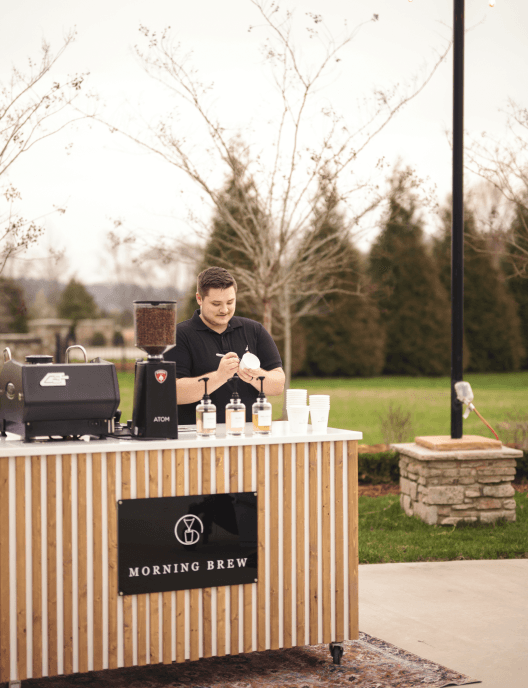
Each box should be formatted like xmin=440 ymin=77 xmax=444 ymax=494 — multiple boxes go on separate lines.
xmin=329 ymin=641 xmax=344 ymax=665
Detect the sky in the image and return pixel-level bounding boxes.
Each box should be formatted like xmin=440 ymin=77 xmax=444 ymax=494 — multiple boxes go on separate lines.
xmin=2 ymin=0 xmax=527 ymax=287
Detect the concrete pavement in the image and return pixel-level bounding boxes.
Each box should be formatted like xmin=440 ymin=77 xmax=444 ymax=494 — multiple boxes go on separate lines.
xmin=359 ymin=559 xmax=528 ymax=688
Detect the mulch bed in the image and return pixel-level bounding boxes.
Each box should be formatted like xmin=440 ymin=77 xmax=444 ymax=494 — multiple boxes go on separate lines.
xmin=358 ymin=483 xmax=400 ymax=497
xmin=359 ymin=482 xmax=527 ymax=496
xmin=17 ymin=633 xmax=478 ymax=688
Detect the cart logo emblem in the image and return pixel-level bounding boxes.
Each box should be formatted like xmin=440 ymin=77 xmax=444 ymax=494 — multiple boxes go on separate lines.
xmin=155 ymin=369 xmax=167 ymax=384
xmin=174 ymin=515 xmax=204 ymax=546
xmin=40 ymin=372 xmax=70 ymax=387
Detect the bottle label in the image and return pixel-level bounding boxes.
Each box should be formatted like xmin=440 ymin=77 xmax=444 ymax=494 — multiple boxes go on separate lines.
xmin=230 ymin=410 xmax=245 ymax=429
xmin=258 ymin=409 xmax=272 ymax=426
xmin=203 ymin=412 xmax=216 ymax=429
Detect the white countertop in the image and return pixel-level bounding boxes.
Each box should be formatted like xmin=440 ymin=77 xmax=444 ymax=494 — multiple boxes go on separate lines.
xmin=0 ymin=422 xmax=362 ymax=457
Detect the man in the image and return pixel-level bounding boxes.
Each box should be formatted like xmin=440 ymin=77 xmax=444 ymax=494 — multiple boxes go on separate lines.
xmin=165 ymin=266 xmax=285 ymax=424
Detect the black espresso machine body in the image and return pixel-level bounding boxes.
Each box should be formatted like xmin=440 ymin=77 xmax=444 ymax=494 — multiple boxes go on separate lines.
xmin=131 ymin=359 xmax=178 ymax=439
xmin=0 ymin=348 xmax=120 ymax=441
xmin=130 ymin=300 xmax=178 ymax=440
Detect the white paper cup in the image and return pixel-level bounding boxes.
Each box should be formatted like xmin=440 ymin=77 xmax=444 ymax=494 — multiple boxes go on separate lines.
xmin=240 ymin=352 xmax=260 ymax=371
xmin=310 ymin=407 xmax=330 ymax=433
xmin=286 ymin=390 xmax=307 ymax=407
xmin=271 ymin=420 xmax=289 ymax=436
xmin=287 ymin=404 xmax=310 ymax=434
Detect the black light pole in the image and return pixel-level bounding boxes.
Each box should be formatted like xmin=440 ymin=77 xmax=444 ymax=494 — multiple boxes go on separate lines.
xmin=451 ymin=0 xmax=465 ymax=438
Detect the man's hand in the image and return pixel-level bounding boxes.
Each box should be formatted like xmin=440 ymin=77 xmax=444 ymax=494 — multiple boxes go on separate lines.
xmin=217 ymin=352 xmax=240 ymax=380
xmin=237 ymin=366 xmax=262 ymax=384
xmin=176 ymin=352 xmax=241 ymax=405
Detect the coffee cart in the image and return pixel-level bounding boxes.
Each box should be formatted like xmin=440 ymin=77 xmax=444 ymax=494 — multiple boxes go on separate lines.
xmin=0 ymin=425 xmax=360 ymax=684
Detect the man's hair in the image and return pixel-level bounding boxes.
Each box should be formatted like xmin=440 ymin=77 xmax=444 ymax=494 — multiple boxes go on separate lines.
xmin=197 ymin=267 xmax=238 ymax=297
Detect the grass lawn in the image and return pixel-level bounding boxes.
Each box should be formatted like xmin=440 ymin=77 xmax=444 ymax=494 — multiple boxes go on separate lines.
xmin=116 ymin=370 xmax=528 ymax=445
xmin=115 ymin=369 xmax=527 ymax=563
xmin=358 ymin=491 xmax=528 ymax=564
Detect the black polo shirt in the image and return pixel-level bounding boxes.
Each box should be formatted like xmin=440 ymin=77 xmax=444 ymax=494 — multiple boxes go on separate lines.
xmin=164 ymin=310 xmax=283 ymax=424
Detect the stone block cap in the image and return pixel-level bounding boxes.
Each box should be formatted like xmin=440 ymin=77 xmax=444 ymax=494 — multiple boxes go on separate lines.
xmin=391 ymin=438 xmax=523 ymax=461
xmin=415 ymin=435 xmax=502 ymax=451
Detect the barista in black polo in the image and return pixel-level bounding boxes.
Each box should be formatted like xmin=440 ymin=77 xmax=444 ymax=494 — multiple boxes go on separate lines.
xmin=165 ymin=267 xmax=285 ymax=425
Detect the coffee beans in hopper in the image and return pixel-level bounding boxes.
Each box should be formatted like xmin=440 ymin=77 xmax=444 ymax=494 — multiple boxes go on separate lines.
xmin=136 ymin=307 xmax=176 ymax=356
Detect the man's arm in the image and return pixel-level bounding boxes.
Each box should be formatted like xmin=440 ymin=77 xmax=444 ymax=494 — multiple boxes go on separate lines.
xmin=237 ymin=366 xmax=285 ymax=396
xmin=176 ymin=352 xmax=240 ymax=405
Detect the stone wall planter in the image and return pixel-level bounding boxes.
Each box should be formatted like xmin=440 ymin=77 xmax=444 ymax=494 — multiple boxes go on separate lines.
xmin=391 ymin=440 xmax=523 ymax=526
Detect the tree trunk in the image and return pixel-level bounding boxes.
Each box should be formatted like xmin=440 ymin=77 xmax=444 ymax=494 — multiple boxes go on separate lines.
xmin=263 ymin=298 xmax=273 ymax=336
xmin=279 ymin=283 xmax=292 ymax=420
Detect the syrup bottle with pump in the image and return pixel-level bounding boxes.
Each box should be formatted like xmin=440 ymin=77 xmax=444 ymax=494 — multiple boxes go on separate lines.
xmin=196 ymin=377 xmax=216 ymax=438
xmin=225 ymin=375 xmax=246 ymax=437
xmin=252 ymin=376 xmax=272 ymax=435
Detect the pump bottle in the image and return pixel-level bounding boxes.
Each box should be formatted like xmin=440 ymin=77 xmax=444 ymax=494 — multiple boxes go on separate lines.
xmin=225 ymin=375 xmax=246 ymax=437
xmin=196 ymin=377 xmax=216 ymax=438
xmin=252 ymin=376 xmax=272 ymax=435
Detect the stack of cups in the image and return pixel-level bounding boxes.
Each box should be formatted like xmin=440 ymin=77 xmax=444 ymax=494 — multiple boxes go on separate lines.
xmin=309 ymin=395 xmax=331 ymax=434
xmin=286 ymin=389 xmax=309 ymax=434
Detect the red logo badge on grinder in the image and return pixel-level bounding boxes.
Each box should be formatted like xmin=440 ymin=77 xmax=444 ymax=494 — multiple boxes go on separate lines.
xmin=155 ymin=369 xmax=167 ymax=384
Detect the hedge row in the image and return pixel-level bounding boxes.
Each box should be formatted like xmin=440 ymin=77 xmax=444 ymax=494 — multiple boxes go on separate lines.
xmin=358 ymin=450 xmax=528 ymax=484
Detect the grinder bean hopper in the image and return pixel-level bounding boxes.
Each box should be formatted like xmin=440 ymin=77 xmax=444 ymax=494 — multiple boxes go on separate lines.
xmin=131 ymin=300 xmax=178 ymax=439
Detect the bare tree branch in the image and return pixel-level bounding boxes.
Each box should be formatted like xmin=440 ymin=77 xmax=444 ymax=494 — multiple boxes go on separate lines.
xmin=0 ymin=31 xmax=90 ymax=275
xmin=87 ymin=2 xmax=450 ymax=386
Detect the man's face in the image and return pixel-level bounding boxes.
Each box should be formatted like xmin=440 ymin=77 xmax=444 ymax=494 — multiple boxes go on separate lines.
xmin=197 ymin=286 xmax=237 ymax=331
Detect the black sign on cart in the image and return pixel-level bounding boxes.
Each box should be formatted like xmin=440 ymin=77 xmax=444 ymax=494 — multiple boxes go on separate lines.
xmin=118 ymin=492 xmax=258 ymax=596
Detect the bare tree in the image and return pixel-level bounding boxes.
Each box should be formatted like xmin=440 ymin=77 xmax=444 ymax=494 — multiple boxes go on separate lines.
xmin=466 ymin=99 xmax=528 ymax=278
xmin=0 ymin=31 xmax=88 ymax=275
xmin=94 ymin=1 xmax=450 ymax=386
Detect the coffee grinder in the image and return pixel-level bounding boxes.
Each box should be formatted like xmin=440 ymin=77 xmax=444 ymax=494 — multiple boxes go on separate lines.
xmin=131 ymin=300 xmax=178 ymax=439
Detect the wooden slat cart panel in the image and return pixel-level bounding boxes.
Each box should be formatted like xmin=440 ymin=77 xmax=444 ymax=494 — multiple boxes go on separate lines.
xmin=295 ymin=442 xmax=306 ymax=648
xmin=135 ymin=450 xmax=147 ymax=666
xmin=0 ymin=455 xmax=10 ymax=682
xmin=189 ymin=447 xmax=200 ymax=662
xmin=229 ymin=445 xmax=239 ymax=656
xmin=77 ymin=454 xmax=88 ymax=674
xmin=201 ymin=447 xmax=213 ymax=659
xmin=347 ymin=441 xmax=359 ymax=639
xmin=0 ymin=436 xmax=359 ymax=681
xmin=175 ymin=448 xmax=185 ymax=664
xmin=242 ymin=445 xmax=253 ymax=654
xmin=62 ymin=455 xmax=74 ymax=675
xmin=106 ymin=453 xmax=118 ymax=670
xmin=31 ymin=456 xmax=42 ymax=679
xmin=15 ymin=457 xmax=26 ymax=681
xmin=162 ymin=448 xmax=173 ymax=665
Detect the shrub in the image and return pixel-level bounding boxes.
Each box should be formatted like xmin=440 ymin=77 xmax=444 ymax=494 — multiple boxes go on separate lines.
xmin=377 ymin=403 xmax=414 ymax=444
xmin=358 ymin=450 xmax=400 ymax=484
xmin=516 ymin=451 xmax=528 ymax=481
xmin=112 ymin=330 xmax=125 ymax=346
xmin=357 ymin=449 xmax=528 ymax=484
xmin=497 ymin=411 xmax=528 ymax=450
xmin=90 ymin=331 xmax=106 ymax=346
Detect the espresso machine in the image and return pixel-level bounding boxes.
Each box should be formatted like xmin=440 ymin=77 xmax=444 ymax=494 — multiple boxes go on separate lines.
xmin=130 ymin=300 xmax=178 ymax=439
xmin=0 ymin=346 xmax=120 ymax=441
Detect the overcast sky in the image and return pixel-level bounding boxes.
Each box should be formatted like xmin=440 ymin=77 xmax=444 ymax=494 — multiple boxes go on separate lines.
xmin=2 ymin=0 xmax=527 ymax=286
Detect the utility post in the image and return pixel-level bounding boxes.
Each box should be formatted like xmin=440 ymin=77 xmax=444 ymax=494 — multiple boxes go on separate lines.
xmin=451 ymin=0 xmax=465 ymax=438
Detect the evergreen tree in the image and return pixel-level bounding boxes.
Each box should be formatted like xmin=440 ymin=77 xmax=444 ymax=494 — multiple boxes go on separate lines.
xmin=182 ymin=155 xmax=264 ymax=323
xmin=0 ymin=278 xmax=28 ymax=333
xmin=369 ymin=171 xmax=451 ymax=376
xmin=58 ymin=278 xmax=98 ymax=338
xmin=433 ymin=205 xmax=525 ymax=372
xmin=503 ymin=204 xmax=528 ymax=369
xmin=300 ymin=185 xmax=386 ymax=377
